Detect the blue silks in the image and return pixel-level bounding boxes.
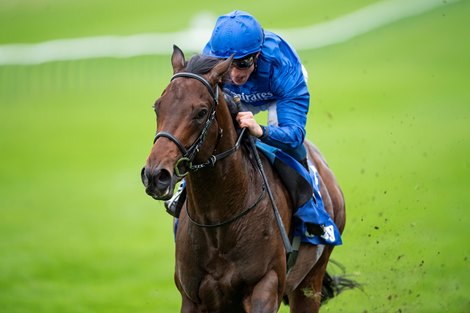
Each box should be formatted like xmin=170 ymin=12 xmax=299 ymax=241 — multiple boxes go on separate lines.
xmin=204 ymin=31 xmax=310 ymax=151
xmin=256 ymin=141 xmax=342 ymax=246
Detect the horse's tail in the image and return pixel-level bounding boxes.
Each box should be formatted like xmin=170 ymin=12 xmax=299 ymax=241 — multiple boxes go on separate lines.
xmin=321 ymin=260 xmax=362 ymax=304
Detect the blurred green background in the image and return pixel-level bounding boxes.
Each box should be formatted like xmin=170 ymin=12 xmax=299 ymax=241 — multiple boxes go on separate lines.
xmin=0 ymin=0 xmax=469 ymax=312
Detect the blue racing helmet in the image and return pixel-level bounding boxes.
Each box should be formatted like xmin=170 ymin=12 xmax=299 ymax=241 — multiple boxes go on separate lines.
xmin=206 ymin=10 xmax=264 ymax=59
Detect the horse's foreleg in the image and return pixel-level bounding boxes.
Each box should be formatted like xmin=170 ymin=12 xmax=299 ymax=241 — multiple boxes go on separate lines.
xmin=243 ymin=270 xmax=280 ymax=313
xmin=180 ymin=294 xmax=200 ymax=313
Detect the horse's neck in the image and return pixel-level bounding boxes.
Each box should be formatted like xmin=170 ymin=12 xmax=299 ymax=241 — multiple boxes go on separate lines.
xmin=186 ymin=125 xmax=257 ymax=223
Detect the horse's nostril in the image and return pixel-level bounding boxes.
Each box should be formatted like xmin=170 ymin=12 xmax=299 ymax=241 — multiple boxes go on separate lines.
xmin=155 ymin=168 xmax=171 ymax=188
xmin=143 ymin=166 xmax=174 ymax=199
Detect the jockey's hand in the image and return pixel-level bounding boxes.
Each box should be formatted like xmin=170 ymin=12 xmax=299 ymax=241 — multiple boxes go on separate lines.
xmin=236 ymin=111 xmax=263 ymax=138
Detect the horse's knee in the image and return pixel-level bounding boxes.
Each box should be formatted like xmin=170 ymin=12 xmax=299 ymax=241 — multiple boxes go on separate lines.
xmin=244 ymin=270 xmax=280 ymax=313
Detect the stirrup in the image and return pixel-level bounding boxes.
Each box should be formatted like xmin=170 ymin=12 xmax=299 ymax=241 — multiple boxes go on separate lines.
xmin=164 ymin=185 xmax=186 ymax=218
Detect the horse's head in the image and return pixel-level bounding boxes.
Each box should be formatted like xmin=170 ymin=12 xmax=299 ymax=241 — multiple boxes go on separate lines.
xmin=141 ymin=45 xmax=233 ymax=200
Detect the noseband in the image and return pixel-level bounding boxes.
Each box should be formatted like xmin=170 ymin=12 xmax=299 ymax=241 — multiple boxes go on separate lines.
xmin=153 ymin=72 xmax=220 ymax=177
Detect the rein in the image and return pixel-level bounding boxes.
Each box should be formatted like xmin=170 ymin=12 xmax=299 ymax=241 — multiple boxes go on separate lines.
xmin=190 ymin=127 xmax=247 ymax=171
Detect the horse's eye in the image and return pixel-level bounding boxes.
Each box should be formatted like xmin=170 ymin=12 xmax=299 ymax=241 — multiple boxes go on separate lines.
xmin=195 ymin=109 xmax=208 ymax=120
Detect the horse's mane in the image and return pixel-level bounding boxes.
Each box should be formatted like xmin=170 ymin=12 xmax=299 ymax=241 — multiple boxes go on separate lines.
xmin=185 ymin=54 xmax=221 ymax=75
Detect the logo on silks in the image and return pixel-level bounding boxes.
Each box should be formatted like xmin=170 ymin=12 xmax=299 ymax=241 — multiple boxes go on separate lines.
xmin=225 ymin=89 xmax=274 ymax=103
xmin=321 ymin=225 xmax=336 ymax=242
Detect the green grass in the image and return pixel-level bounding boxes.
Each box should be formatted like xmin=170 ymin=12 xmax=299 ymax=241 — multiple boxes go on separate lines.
xmin=0 ymin=0 xmax=378 ymax=43
xmin=1 ymin=0 xmax=469 ymax=312
xmin=301 ymin=2 xmax=470 ymax=312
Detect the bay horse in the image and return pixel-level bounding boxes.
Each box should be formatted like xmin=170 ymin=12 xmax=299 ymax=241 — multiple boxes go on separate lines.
xmin=141 ymin=45 xmax=346 ymax=313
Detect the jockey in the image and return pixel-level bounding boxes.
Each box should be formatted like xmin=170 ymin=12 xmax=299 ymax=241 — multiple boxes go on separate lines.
xmin=204 ymin=10 xmax=310 ymax=165
xmin=166 ymin=10 xmax=341 ymax=245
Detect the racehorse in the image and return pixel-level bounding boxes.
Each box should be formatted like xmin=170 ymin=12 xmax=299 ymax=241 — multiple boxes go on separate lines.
xmin=141 ymin=45 xmax=347 ymax=313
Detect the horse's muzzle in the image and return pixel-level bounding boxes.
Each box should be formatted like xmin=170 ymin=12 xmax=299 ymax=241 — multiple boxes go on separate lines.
xmin=141 ymin=166 xmax=174 ymax=200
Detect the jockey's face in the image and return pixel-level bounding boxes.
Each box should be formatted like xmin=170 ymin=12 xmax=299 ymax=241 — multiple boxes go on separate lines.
xmin=228 ymin=53 xmax=259 ymax=86
xmin=229 ymin=64 xmax=255 ymax=85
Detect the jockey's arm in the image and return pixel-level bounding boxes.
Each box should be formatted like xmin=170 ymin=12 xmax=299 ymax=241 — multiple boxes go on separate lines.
xmin=260 ymin=61 xmax=310 ymax=151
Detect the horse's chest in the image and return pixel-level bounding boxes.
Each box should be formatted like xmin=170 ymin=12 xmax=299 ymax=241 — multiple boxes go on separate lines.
xmin=201 ymin=257 xmax=238 ymax=291
xmin=191 ymin=254 xmax=241 ymax=289
xmin=180 ymin=252 xmax=257 ymax=310
xmin=176 ymin=222 xmax=277 ymax=309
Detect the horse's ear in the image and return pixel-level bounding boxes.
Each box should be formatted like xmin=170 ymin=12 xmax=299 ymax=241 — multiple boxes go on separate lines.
xmin=208 ymin=55 xmax=234 ymax=85
xmin=171 ymin=45 xmax=186 ymax=74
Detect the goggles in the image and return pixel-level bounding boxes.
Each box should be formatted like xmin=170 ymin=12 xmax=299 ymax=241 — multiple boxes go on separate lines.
xmin=232 ymin=54 xmax=256 ymax=69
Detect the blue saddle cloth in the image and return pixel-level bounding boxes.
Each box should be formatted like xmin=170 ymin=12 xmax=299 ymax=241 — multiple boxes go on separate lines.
xmin=256 ymin=141 xmax=342 ymax=246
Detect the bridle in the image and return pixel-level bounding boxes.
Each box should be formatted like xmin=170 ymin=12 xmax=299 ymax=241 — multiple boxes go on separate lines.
xmin=151 ymin=72 xmax=290 ymax=254
xmin=153 ymin=72 xmax=245 ymax=177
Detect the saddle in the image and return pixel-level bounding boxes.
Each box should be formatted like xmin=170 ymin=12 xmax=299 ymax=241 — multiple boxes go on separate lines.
xmin=255 ymin=141 xmax=314 ymax=211
xmin=255 ymin=140 xmax=342 ymax=247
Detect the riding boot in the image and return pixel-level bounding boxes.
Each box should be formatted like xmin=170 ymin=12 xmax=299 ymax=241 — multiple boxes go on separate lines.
xmin=164 ymin=183 xmax=186 ymax=218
